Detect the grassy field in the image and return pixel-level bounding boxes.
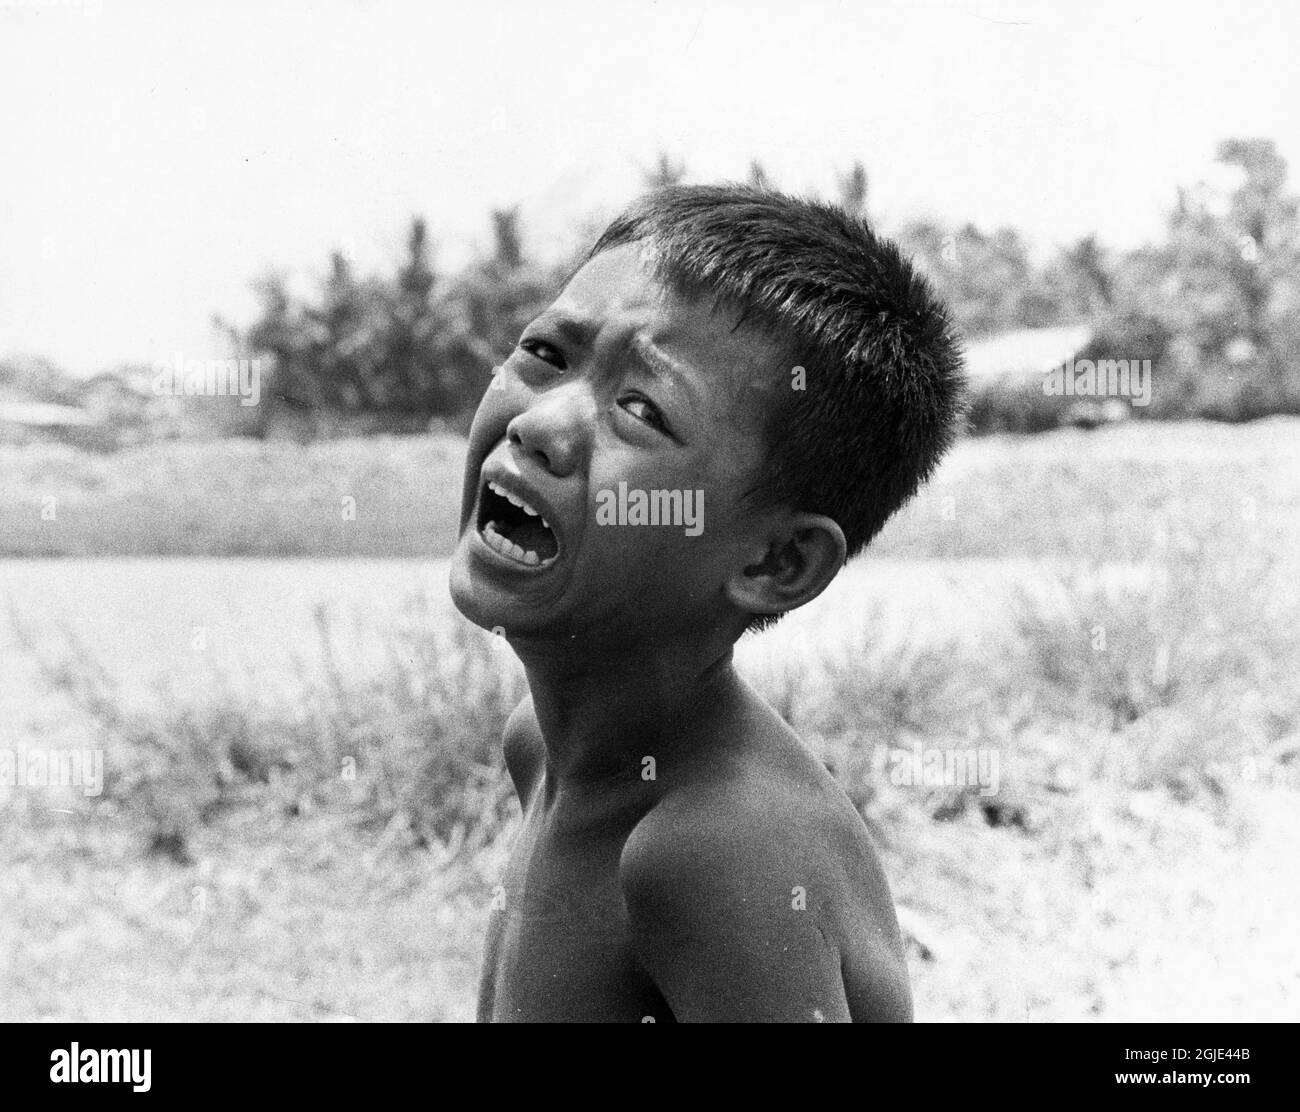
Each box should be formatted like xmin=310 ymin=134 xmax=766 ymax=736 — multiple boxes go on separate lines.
xmin=0 ymin=435 xmax=465 ymax=558
xmin=2 ymin=418 xmax=1298 ymax=1021
xmin=4 ymin=417 xmax=1296 ymax=564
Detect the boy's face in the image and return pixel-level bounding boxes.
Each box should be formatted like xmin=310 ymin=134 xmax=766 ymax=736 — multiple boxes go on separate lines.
xmin=449 ymin=242 xmax=786 ymax=646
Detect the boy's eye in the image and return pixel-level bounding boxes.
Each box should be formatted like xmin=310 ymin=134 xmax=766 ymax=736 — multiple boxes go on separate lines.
xmin=517 ymin=337 xmax=566 ymax=370
xmin=618 ymin=393 xmax=670 ymax=435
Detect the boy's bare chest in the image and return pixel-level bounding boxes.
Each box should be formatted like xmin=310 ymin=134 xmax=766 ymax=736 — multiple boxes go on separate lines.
xmin=476 ymin=790 xmax=670 ymax=1022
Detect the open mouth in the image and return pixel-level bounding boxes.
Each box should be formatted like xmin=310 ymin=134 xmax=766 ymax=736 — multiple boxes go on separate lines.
xmin=476 ymin=480 xmax=560 ymax=567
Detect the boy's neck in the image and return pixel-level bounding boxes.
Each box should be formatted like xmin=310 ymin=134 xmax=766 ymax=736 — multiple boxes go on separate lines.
xmin=511 ymin=632 xmax=742 ymax=786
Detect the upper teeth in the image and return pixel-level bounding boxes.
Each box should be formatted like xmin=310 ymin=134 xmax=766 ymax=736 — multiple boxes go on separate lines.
xmin=488 ymin=480 xmax=540 ymax=518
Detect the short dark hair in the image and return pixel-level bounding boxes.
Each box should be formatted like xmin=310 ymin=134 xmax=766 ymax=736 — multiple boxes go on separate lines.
xmin=589 ymin=184 xmax=967 ymax=568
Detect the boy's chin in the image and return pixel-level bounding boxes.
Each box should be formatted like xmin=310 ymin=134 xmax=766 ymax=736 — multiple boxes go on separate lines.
xmin=448 ymin=551 xmax=512 ymax=632
xmin=448 ymin=544 xmax=558 ymax=636
xmin=449 ymin=534 xmax=725 ymax=646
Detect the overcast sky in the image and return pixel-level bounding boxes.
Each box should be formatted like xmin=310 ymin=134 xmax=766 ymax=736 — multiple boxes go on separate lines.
xmin=2 ymin=0 xmax=1297 ymax=374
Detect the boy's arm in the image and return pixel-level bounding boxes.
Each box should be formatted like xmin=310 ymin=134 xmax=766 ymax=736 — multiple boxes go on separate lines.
xmin=619 ymin=803 xmax=857 ymax=1023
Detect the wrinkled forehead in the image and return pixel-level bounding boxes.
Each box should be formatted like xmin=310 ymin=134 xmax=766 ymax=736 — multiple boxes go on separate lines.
xmin=558 ymin=243 xmax=791 ymax=426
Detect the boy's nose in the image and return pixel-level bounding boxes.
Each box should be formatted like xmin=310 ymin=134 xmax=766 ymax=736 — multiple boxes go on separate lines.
xmin=505 ymin=386 xmax=594 ymax=478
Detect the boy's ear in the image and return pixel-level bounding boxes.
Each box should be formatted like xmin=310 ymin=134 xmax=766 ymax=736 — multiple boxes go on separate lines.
xmin=724 ymin=512 xmax=847 ymax=620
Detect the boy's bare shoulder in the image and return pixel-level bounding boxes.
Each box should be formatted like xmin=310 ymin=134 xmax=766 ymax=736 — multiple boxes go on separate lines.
xmin=618 ymin=707 xmax=912 ymax=1021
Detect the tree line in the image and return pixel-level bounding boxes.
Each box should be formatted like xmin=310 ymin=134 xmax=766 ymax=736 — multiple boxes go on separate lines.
xmin=217 ymin=140 xmax=1300 ymax=435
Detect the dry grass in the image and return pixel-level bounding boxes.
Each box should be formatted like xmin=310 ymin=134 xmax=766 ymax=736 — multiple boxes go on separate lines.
xmin=0 ymin=435 xmax=464 ymax=558
xmin=3 ymin=418 xmax=1298 ymax=1021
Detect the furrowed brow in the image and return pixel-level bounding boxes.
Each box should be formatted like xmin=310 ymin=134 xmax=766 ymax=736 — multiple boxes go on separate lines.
xmin=531 ymin=313 xmax=600 ymax=350
xmin=626 ymin=334 xmax=701 ymax=403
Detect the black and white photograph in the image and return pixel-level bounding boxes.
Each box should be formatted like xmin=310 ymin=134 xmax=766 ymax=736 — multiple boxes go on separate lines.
xmin=1 ymin=0 xmax=1296 ymax=1059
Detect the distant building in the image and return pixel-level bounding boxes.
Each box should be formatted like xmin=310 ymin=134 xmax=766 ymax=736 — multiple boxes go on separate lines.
xmin=963 ymin=323 xmax=1130 ymax=429
xmin=0 ymin=399 xmax=118 ymax=450
xmin=963 ymin=324 xmax=1094 ymax=382
xmin=0 ymin=362 xmax=154 ymax=450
